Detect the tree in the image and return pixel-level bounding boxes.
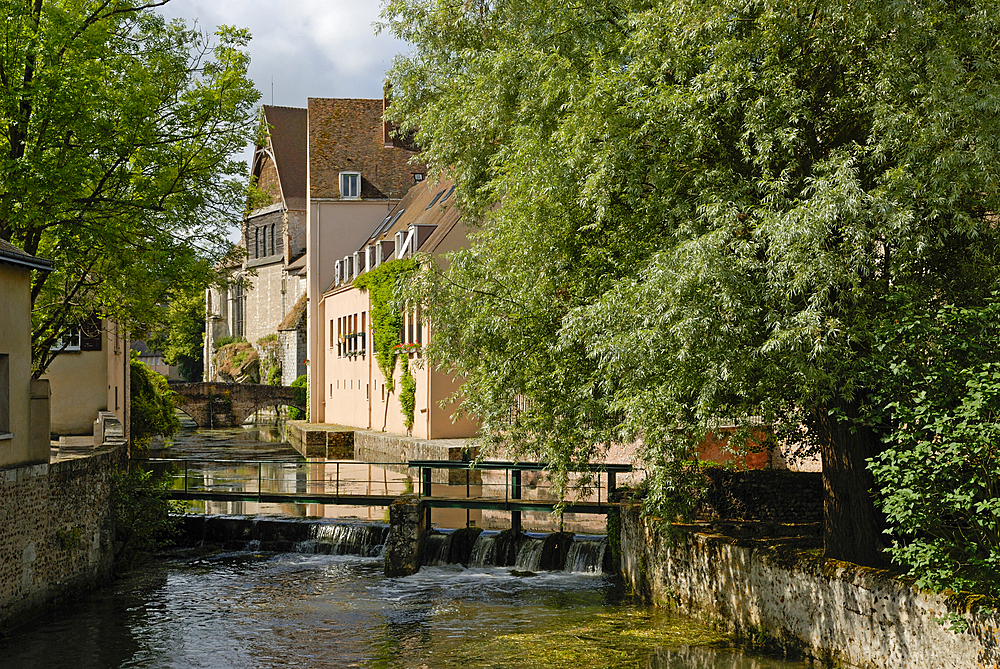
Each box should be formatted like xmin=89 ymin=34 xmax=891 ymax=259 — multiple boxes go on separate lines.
xmin=130 ymin=357 xmax=180 ymax=449
xmin=148 ymin=278 xmax=207 ymax=382
xmin=382 ymin=0 xmax=1000 ymax=567
xmin=865 ymin=297 xmax=1000 ymax=599
xmin=0 ymin=1 xmax=259 ymax=375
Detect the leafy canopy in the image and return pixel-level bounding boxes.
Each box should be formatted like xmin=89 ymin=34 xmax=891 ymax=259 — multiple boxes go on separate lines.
xmin=148 ymin=278 xmax=207 ymax=382
xmin=0 ymin=1 xmax=259 ymax=374
xmin=383 ymin=0 xmax=1000 ymax=573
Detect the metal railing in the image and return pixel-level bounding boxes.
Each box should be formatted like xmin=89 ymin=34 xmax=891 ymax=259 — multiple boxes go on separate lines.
xmin=131 ymin=458 xmax=632 ymax=514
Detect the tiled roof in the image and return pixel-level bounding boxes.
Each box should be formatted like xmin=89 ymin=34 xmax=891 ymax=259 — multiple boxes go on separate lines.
xmin=322 ymin=174 xmax=465 ymax=294
xmin=308 ymin=98 xmax=423 ymax=200
xmin=365 ymin=173 xmax=462 ymax=254
xmin=260 ymin=105 xmax=308 ymax=211
xmin=278 ymin=293 xmax=307 ymax=330
xmin=0 ymin=238 xmax=53 ymax=271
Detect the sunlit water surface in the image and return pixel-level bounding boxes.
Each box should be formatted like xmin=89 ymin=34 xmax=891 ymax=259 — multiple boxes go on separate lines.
xmin=1 ymin=552 xmax=810 ymax=669
xmin=2 ymin=420 xmax=811 ymax=668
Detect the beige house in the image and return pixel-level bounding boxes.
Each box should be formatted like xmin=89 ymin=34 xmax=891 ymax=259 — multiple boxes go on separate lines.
xmin=0 ymin=239 xmax=52 ymax=467
xmin=43 ymin=318 xmax=129 ymax=437
xmin=318 ymin=175 xmax=477 ymax=439
xmin=306 ymin=97 xmax=424 ymax=415
xmin=208 ymin=99 xmax=420 ymax=388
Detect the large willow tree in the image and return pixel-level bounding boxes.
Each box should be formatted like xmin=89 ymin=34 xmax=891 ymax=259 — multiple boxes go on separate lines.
xmin=1 ymin=1 xmax=258 ymax=374
xmin=382 ymin=0 xmax=1000 ymax=568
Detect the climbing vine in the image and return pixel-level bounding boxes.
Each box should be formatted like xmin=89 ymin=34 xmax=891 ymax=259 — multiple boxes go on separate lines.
xmin=354 ymin=258 xmax=418 ymax=395
xmin=400 ymin=356 xmax=416 ymax=431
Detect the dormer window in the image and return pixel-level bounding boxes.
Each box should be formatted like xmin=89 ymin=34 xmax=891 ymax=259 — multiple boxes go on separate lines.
xmin=340 ymin=172 xmax=361 ymax=200
xmin=413 ymin=173 xmax=424 ymax=183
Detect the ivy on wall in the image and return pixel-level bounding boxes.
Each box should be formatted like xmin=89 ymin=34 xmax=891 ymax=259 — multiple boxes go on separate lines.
xmin=354 ymin=258 xmax=418 ymax=430
xmin=400 ymin=356 xmax=416 ymax=432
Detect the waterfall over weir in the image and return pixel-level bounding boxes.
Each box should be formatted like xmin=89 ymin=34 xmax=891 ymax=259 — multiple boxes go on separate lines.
xmin=424 ymin=530 xmax=611 ymax=573
xmin=179 ymin=515 xmax=611 ymax=573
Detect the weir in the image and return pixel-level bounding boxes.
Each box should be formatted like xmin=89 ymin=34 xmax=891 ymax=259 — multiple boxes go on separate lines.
xmin=176 ymin=515 xmax=611 ymax=574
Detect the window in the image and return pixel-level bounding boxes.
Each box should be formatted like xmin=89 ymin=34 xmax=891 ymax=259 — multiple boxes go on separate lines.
xmin=0 ymin=354 xmax=10 ymax=439
xmin=270 ymin=224 xmax=276 ymax=256
xmin=426 ymin=190 xmax=445 ymax=210
xmin=51 ymin=328 xmax=81 ymax=352
xmin=254 ymin=227 xmax=260 ymax=258
xmin=413 ymin=173 xmax=424 ymax=183
xmin=340 ymin=172 xmax=360 ymax=200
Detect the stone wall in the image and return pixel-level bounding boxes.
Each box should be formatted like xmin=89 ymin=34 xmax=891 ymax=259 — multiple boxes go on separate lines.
xmin=0 ymin=446 xmax=122 ymax=634
xmin=279 ymin=327 xmax=306 ymax=386
xmin=354 ymin=430 xmax=478 ymax=484
xmin=695 ymin=469 xmax=823 ymax=523
xmin=285 ymin=421 xmax=354 ymax=458
xmin=619 ymin=504 xmax=1000 ymax=669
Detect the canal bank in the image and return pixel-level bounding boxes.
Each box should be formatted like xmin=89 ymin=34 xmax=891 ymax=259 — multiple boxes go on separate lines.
xmin=0 ymin=516 xmax=813 ymax=669
xmin=0 ymin=416 xmax=126 ymax=635
xmin=619 ymin=501 xmax=1000 ymax=669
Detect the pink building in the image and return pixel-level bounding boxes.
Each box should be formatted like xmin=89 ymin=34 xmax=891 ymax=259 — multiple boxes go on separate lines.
xmin=316 ymin=175 xmax=477 ymax=439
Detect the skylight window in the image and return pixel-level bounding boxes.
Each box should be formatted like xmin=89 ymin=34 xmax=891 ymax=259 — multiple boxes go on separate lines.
xmin=426 ymin=190 xmax=445 ymax=210
xmin=440 ymin=185 xmax=456 ymax=202
xmin=340 ymin=172 xmax=360 ymax=200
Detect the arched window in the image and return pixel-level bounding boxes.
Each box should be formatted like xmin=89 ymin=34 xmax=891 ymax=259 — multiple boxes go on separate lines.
xmin=270 ymin=223 xmax=276 ymax=256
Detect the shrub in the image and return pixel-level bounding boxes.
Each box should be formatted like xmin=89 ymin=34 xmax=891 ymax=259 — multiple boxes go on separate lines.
xmin=288 ymin=374 xmax=308 ymax=420
xmin=110 ymin=468 xmax=183 ymax=573
xmin=867 ymin=298 xmax=1000 ymax=602
xmin=130 ymin=358 xmax=180 ymax=449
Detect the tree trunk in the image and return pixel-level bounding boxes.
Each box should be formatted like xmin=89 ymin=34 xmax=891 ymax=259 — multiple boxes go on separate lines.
xmin=814 ymin=401 xmax=889 ymax=568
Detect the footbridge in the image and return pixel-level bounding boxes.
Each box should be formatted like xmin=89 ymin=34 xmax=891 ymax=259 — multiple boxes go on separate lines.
xmin=168 ymin=382 xmax=304 ymax=428
xmin=135 ymin=458 xmax=632 ymax=530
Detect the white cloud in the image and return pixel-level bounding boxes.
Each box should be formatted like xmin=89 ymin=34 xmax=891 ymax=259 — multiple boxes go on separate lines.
xmin=155 ymin=0 xmax=410 ymax=239
xmin=158 ymin=0 xmax=408 ymax=107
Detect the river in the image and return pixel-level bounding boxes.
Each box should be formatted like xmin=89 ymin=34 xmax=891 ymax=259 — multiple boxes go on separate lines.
xmin=0 ymin=420 xmax=812 ymax=669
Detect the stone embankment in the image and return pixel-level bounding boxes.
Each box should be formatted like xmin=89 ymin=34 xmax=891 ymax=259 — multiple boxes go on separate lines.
xmin=285 ymin=423 xmax=476 ymax=485
xmin=618 ymin=475 xmax=999 ymax=669
xmin=0 ymin=415 xmax=125 ymax=635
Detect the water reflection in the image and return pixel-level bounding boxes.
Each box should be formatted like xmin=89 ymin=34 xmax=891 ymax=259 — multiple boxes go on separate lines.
xmin=0 ymin=553 xmax=811 ymax=669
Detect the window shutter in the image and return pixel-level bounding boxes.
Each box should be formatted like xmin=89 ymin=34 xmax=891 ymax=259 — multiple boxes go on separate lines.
xmin=80 ymin=317 xmax=103 ymax=351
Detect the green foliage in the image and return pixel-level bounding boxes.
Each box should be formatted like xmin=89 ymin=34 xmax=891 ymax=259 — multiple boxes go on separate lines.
xmin=256 ymin=333 xmax=281 ymax=386
xmin=110 ymin=468 xmax=183 ymax=573
xmin=400 ymin=356 xmax=416 ymax=431
xmin=866 ymin=298 xmax=1000 ymax=600
xmin=213 ymin=335 xmax=246 ymax=350
xmin=130 ymin=358 xmax=180 ymax=450
xmin=288 ymin=373 xmax=308 ymax=420
xmin=212 ymin=340 xmax=259 ymax=383
xmin=354 ymin=258 xmax=418 ymax=394
xmin=383 ymin=0 xmax=1000 ymax=553
xmin=148 ymin=280 xmax=207 ymax=382
xmin=0 ymin=2 xmax=259 ymax=376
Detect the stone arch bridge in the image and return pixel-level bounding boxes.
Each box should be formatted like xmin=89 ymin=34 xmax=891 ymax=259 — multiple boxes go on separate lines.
xmin=168 ymin=382 xmax=304 ymax=428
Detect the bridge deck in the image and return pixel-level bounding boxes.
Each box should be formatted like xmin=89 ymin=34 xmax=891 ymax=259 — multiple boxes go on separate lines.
xmin=163 ymin=489 xmax=612 ymax=514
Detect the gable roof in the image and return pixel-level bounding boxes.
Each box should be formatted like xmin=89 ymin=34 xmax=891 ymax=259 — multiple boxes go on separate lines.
xmin=258 ymin=105 xmax=308 ymax=211
xmin=323 ymin=174 xmax=465 ymax=294
xmin=0 ymin=238 xmax=53 ymax=272
xmin=365 ymin=174 xmax=463 ymax=255
xmin=308 ymin=98 xmax=423 ymax=200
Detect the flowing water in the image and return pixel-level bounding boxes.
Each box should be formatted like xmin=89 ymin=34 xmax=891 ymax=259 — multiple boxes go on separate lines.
xmin=1 ymin=549 xmax=811 ymax=669
xmin=0 ymin=421 xmax=813 ymax=668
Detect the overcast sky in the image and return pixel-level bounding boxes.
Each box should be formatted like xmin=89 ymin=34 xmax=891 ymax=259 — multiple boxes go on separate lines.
xmin=159 ymin=0 xmax=406 ymax=105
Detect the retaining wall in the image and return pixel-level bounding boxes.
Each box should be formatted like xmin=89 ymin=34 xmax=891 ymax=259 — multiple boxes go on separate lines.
xmin=0 ymin=446 xmax=122 ymax=634
xmin=354 ymin=430 xmax=478 ymax=485
xmin=695 ymin=469 xmax=822 ymax=523
xmin=619 ymin=503 xmax=1000 ymax=669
